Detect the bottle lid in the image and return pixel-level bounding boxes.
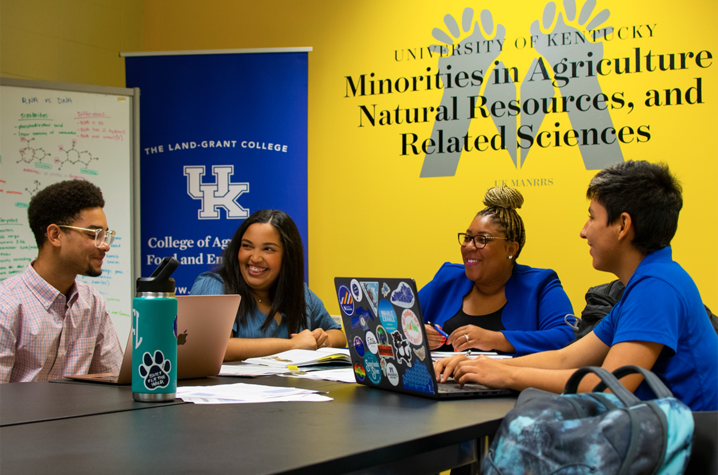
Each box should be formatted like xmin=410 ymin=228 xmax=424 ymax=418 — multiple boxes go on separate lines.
xmin=136 ymin=257 xmax=179 ymax=293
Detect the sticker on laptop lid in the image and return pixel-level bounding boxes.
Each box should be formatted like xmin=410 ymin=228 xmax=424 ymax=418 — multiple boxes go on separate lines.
xmin=353 ymin=362 xmax=366 ymax=382
xmin=378 ymin=299 xmax=398 ymax=332
xmin=401 ymin=309 xmax=423 ymax=346
xmin=381 ymin=282 xmax=390 ymax=297
xmin=365 ymin=331 xmax=379 ymax=354
xmin=338 ymin=285 xmax=355 ymax=316
xmin=353 ymin=336 xmax=365 ymax=357
xmin=390 ymin=281 xmax=415 ymax=308
xmin=413 ymin=346 xmax=426 ymax=361
xmin=386 ymin=363 xmax=400 ymax=386
xmin=350 ymin=279 xmax=363 ymax=302
xmin=355 ymin=306 xmax=373 ymax=332
xmin=350 ymin=316 xmax=362 ymax=332
xmin=402 ymin=363 xmax=434 ymax=394
xmin=364 ymin=352 xmax=381 ymax=384
xmin=360 ymin=281 xmax=379 ymax=316
xmin=391 ymin=330 xmax=413 ymax=367
xmin=376 ymin=325 xmax=394 ymax=358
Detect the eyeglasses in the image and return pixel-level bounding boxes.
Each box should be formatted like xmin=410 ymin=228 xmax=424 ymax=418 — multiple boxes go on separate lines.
xmin=59 ymin=225 xmax=116 ymax=248
xmin=458 ymin=233 xmax=507 ymax=249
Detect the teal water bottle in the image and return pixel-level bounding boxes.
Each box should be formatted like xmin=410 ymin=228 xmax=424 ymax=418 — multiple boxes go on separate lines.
xmin=132 ymin=257 xmax=179 ymax=402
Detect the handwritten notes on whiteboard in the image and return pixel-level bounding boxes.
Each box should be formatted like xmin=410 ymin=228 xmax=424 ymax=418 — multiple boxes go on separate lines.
xmin=1 ymin=83 xmax=134 ymax=342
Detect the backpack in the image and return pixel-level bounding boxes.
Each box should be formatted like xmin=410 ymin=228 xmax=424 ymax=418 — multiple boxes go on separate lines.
xmin=567 ymin=280 xmax=718 ymax=342
xmin=483 ymin=365 xmax=695 ymax=475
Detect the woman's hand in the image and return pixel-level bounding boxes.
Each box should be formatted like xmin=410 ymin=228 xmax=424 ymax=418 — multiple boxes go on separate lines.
xmin=289 ymin=329 xmax=318 ymax=350
xmin=311 ymin=328 xmax=332 ymax=348
xmin=448 ymin=324 xmax=500 ymax=352
xmin=424 ymin=324 xmax=447 ymax=350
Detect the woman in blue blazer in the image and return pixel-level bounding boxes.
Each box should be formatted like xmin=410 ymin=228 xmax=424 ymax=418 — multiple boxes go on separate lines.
xmin=420 ymin=187 xmax=574 ymax=356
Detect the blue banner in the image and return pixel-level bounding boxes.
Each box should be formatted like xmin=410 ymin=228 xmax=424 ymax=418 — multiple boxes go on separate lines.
xmin=126 ymin=52 xmax=308 ymax=294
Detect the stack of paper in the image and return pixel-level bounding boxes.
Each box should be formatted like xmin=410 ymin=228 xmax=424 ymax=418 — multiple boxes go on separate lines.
xmin=244 ymin=348 xmax=351 ymax=368
xmin=219 ymin=363 xmax=291 ymax=377
xmin=278 ymin=367 xmax=356 ymax=384
xmin=177 ymin=382 xmax=332 ymax=404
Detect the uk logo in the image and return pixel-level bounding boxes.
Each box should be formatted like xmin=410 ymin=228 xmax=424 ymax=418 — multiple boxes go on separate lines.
xmin=183 ymin=165 xmax=249 ymax=219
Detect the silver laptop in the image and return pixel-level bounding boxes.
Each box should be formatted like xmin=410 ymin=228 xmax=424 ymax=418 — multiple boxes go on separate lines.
xmin=68 ymin=294 xmax=240 ymax=383
xmin=334 ymin=277 xmax=513 ymax=400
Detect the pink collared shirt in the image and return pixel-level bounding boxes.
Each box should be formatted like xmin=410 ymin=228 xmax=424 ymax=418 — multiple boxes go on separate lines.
xmin=0 ymin=263 xmax=122 ymax=383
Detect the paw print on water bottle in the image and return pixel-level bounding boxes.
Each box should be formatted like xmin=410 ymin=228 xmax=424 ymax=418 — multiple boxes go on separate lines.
xmin=139 ymin=350 xmax=171 ymax=390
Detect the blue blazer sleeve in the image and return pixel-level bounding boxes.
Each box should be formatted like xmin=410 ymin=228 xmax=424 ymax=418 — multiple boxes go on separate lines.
xmin=502 ymin=265 xmax=574 ymax=355
xmin=418 ymin=262 xmax=574 ymax=356
xmin=419 ymin=263 xmax=473 ymax=327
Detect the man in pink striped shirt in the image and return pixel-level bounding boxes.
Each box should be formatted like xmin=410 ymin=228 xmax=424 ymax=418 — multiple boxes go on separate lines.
xmin=0 ymin=180 xmax=122 ymax=382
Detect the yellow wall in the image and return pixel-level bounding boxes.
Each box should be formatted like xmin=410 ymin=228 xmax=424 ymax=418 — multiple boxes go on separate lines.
xmin=141 ymin=0 xmax=718 ymax=316
xmin=3 ymin=0 xmax=716 ymax=317
xmin=0 ymin=0 xmax=142 ymax=86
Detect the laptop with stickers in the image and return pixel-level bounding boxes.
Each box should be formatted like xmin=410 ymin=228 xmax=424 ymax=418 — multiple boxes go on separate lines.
xmin=334 ymin=277 xmax=513 ymax=400
xmin=67 ymin=294 xmax=240 ymax=383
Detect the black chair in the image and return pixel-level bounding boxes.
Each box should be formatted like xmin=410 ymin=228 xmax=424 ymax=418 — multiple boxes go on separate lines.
xmin=687 ymin=411 xmax=718 ymax=474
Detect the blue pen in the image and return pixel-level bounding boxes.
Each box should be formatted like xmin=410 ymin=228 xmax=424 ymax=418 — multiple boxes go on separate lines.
xmin=429 ymin=322 xmax=450 ymax=340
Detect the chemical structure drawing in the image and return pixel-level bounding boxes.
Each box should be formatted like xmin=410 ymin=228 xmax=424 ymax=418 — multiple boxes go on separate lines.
xmin=18 ymin=138 xmax=100 ymax=170
xmin=25 ymin=180 xmax=42 ymax=197
xmin=57 ymin=140 xmax=99 ymax=169
xmin=17 ymin=137 xmax=51 ymax=164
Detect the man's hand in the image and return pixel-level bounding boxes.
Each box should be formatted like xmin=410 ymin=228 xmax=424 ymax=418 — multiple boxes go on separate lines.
xmin=452 ymin=355 xmax=513 ymax=388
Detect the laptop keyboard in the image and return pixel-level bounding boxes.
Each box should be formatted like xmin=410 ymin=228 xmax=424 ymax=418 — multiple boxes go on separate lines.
xmin=438 ymin=380 xmax=493 ymax=393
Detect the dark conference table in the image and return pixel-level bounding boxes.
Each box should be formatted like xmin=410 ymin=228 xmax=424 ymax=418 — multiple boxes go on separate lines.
xmin=0 ymin=376 xmax=517 ymax=474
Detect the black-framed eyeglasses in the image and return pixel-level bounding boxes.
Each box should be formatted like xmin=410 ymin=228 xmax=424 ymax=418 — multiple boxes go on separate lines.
xmin=458 ymin=233 xmax=507 ymax=249
xmin=58 ymin=225 xmax=116 ymax=248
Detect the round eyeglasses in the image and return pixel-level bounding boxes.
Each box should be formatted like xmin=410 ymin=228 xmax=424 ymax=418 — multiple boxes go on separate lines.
xmin=458 ymin=233 xmax=507 ymax=249
xmin=59 ymin=225 xmax=116 ymax=248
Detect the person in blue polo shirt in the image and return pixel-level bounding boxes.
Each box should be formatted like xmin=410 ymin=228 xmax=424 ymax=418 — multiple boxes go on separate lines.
xmin=435 ymin=160 xmax=718 ymax=411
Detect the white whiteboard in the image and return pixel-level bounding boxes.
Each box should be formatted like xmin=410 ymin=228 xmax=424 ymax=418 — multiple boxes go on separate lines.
xmin=0 ymin=78 xmax=139 ymax=348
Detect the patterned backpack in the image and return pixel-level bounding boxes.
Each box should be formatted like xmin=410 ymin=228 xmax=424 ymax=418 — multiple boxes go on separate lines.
xmin=483 ymin=365 xmax=694 ymax=474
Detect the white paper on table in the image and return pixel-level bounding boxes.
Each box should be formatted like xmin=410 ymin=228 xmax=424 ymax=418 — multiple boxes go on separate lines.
xmin=177 ymin=382 xmax=332 ymax=404
xmin=180 ymin=393 xmax=332 ymax=404
xmin=431 ymin=351 xmax=513 ymax=361
xmin=244 ymin=348 xmax=351 ymax=367
xmin=279 ymin=367 xmax=357 ymax=384
xmin=219 ymin=363 xmax=289 ymax=377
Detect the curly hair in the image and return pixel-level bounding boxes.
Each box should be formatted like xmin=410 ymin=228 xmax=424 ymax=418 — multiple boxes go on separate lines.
xmin=587 ymin=160 xmax=682 ymax=255
xmin=28 ymin=180 xmax=105 ymax=248
xmin=218 ymin=209 xmax=307 ymax=334
xmin=476 ymin=186 xmax=527 ymax=259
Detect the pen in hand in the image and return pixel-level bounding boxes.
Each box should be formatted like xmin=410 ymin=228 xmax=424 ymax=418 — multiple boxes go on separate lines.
xmin=428 ymin=322 xmax=450 ymax=341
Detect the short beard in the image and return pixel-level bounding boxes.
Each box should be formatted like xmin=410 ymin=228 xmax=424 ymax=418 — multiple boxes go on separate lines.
xmin=85 ymin=266 xmax=103 ymax=277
